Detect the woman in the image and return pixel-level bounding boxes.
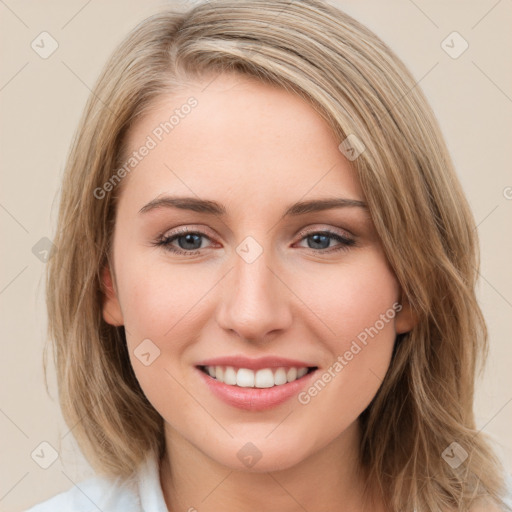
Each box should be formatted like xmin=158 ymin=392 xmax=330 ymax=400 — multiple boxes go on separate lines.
xmin=28 ymin=0 xmax=511 ymax=510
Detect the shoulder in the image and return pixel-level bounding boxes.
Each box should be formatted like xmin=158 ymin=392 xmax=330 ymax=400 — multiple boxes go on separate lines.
xmin=24 ymin=472 xmax=141 ymax=512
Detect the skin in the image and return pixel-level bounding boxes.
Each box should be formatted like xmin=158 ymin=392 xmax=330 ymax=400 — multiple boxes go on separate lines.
xmin=102 ymin=72 xmax=418 ymax=512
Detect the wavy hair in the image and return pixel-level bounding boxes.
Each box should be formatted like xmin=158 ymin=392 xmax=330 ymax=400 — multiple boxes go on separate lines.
xmin=45 ymin=1 xmax=509 ymax=510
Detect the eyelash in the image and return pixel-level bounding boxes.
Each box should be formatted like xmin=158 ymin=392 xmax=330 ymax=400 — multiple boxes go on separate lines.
xmin=152 ymin=227 xmax=356 ymax=256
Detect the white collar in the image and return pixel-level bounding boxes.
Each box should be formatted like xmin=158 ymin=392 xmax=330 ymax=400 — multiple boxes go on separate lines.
xmin=137 ymin=451 xmax=169 ymax=512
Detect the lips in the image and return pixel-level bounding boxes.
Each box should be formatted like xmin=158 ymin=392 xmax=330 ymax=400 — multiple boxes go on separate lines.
xmin=194 ymin=355 xmax=319 ymax=411
xmin=195 ymin=355 xmax=317 ymax=371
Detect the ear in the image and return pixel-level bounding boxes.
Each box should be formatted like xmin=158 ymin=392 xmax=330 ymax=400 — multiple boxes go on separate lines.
xmin=101 ymin=264 xmax=124 ymax=326
xmin=394 ymin=293 xmax=419 ymax=335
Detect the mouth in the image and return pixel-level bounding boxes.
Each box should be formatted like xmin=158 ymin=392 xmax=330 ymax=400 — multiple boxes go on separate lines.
xmin=194 ymin=355 xmax=320 ymax=410
xmin=196 ymin=364 xmax=318 ymax=388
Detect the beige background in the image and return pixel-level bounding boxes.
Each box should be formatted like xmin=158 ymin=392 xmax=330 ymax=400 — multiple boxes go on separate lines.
xmin=1 ymin=1 xmax=511 ymax=510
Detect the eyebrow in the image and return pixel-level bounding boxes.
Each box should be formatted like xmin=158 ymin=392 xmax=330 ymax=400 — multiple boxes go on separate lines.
xmin=138 ymin=195 xmax=368 ymax=218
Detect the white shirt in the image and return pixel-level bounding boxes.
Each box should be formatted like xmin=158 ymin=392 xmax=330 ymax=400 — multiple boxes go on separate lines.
xmin=25 ymin=452 xmax=168 ymax=512
xmin=25 ymin=450 xmax=512 ymax=512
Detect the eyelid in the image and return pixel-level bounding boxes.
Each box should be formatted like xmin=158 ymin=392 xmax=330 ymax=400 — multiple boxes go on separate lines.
xmin=160 ymin=224 xmax=216 ymax=240
xmin=295 ymin=224 xmax=354 ymax=240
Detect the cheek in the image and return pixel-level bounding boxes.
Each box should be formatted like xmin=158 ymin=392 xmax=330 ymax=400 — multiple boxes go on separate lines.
xmin=116 ymin=256 xmax=201 ymax=412
xmin=297 ymin=250 xmax=400 ymax=343
xmin=295 ymin=253 xmax=399 ymax=404
xmin=116 ymin=251 xmax=205 ymax=339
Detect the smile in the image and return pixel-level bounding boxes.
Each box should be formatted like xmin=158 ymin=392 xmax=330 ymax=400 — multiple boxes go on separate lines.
xmin=198 ymin=365 xmax=317 ymax=388
xmin=195 ymin=363 xmax=319 ymax=411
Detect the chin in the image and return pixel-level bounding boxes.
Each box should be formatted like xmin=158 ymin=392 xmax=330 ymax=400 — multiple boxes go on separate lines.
xmin=207 ymin=435 xmax=316 ymax=473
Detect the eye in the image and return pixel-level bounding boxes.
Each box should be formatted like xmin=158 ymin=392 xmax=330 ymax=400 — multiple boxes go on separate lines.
xmin=152 ymin=228 xmax=214 ymax=256
xmin=294 ymin=228 xmax=356 ymax=254
xmin=152 ymin=227 xmax=356 ymax=256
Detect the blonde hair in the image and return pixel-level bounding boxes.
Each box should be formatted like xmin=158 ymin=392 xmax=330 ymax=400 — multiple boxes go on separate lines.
xmin=45 ymin=1 xmax=510 ymax=510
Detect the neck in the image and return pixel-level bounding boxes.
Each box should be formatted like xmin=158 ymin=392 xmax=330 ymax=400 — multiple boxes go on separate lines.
xmin=159 ymin=420 xmax=386 ymax=512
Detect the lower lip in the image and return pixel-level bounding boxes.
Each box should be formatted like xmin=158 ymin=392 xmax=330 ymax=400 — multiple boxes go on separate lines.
xmin=196 ymin=367 xmax=317 ymax=411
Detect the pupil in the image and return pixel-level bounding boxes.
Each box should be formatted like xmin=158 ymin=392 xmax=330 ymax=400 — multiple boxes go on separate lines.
xmin=180 ymin=234 xmax=201 ymax=250
xmin=309 ymin=234 xmax=329 ymax=249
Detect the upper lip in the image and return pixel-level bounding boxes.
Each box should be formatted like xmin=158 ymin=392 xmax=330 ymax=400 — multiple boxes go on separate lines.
xmin=195 ymin=355 xmax=318 ymax=371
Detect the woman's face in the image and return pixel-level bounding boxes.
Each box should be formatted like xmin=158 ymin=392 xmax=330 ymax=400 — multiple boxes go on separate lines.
xmin=102 ymin=72 xmax=416 ymax=472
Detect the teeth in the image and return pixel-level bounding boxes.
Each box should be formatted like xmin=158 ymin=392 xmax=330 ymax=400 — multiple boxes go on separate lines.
xmin=286 ymin=367 xmax=297 ymax=382
xmin=297 ymin=367 xmax=308 ymax=378
xmin=274 ymin=367 xmax=288 ymax=385
xmin=224 ymin=366 xmax=237 ymax=385
xmin=237 ymin=368 xmax=255 ymax=387
xmin=202 ymin=365 xmax=312 ymax=388
xmin=255 ymin=369 xmax=274 ymax=388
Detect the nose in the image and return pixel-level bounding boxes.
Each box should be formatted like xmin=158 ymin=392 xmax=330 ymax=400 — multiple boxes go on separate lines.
xmin=215 ymin=248 xmax=293 ymax=344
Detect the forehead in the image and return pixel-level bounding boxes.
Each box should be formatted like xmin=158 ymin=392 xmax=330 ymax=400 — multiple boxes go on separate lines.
xmin=117 ymin=73 xmax=364 ymax=215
